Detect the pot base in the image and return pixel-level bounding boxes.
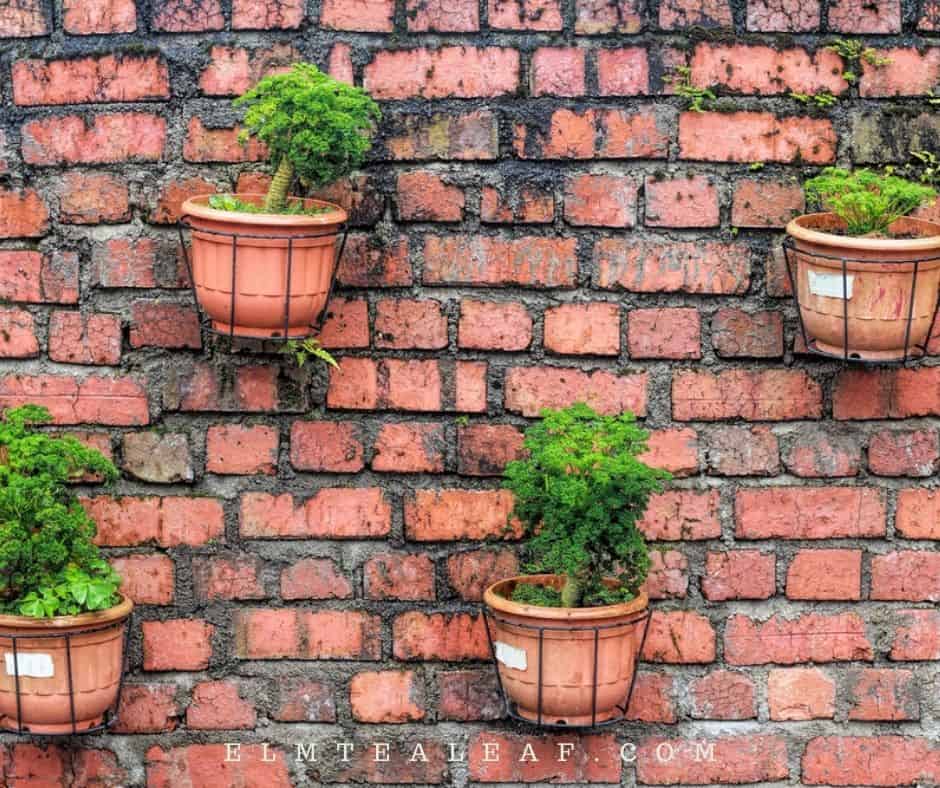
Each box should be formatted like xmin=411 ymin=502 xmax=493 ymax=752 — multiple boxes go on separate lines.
xmin=810 ymin=337 xmax=927 ymax=362
xmin=513 ymin=704 xmax=621 ymax=727
xmin=0 ymin=713 xmax=105 ymax=735
xmin=210 ymin=320 xmax=315 ymax=339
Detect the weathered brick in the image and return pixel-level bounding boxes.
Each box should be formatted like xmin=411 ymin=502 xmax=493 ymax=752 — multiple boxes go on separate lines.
xmin=321 ymin=0 xmax=392 ymax=31
xmin=337 ymin=234 xmax=412 ymax=287
xmin=48 ymin=311 xmax=121 ymax=366
xmin=564 ymin=174 xmax=637 ymax=227
xmin=660 ymin=0 xmax=732 ymax=27
xmin=846 ymin=668 xmax=919 ymax=721
xmin=782 ymin=428 xmax=861 ymax=477
xmin=834 ymin=368 xmax=940 ymax=420
xmin=364 ymin=553 xmax=435 ymax=600
xmin=351 ymin=671 xmax=426 ymax=724
xmin=273 ymin=680 xmax=335 ymax=722
xmin=129 ymin=301 xmax=201 ymax=350
xmin=725 ymin=613 xmax=873 ymax=664
xmin=515 ymin=108 xmax=669 ymax=160
xmin=639 ymin=489 xmax=721 ymax=540
xmin=123 ymin=432 xmax=193 ymax=483
xmin=240 ymin=489 xmax=391 ymax=539
xmin=152 ymin=0 xmax=223 ymax=30
xmin=703 ymin=550 xmax=775 ymax=600
xmin=290 ymin=420 xmax=365 ymax=472
xmin=406 ymin=0 xmax=479 ymax=30
xmin=690 ymin=670 xmax=755 ymax=719
xmin=437 ymin=670 xmax=502 ymax=720
xmin=111 ymin=554 xmax=174 ymax=605
xmin=544 ymin=302 xmax=620 ymax=355
xmin=458 ymin=300 xmax=532 ymax=350
xmin=575 ymin=0 xmax=642 ymax=32
xmin=393 ymin=612 xmax=489 ymax=661
xmin=143 ymin=620 xmax=214 ymax=671
xmin=626 ymin=673 xmax=677 ymax=722
xmin=194 ymin=555 xmax=266 ymax=601
xmin=803 ymin=736 xmax=940 ymax=786
xmin=642 ymin=611 xmax=716 ymax=663
xmin=147 ymin=745 xmax=291 ymax=788
xmin=646 ymin=549 xmax=689 ymax=599
xmin=868 ymin=429 xmax=939 ymax=477
xmin=489 ymin=0 xmax=562 ymax=29
xmin=0 ymin=0 xmax=48 ymax=36
xmin=705 ymin=425 xmax=780 ymax=476
xmin=597 ymin=47 xmax=649 ymax=95
xmin=0 ymin=188 xmax=48 ymax=237
xmin=405 ymin=489 xmax=519 ymax=541
xmin=470 ymin=733 xmax=620 ymax=783
xmin=891 ymin=609 xmax=940 ymax=660
xmin=233 ymin=0 xmax=304 ymax=28
xmin=375 ymin=298 xmax=448 ymax=349
xmin=746 ymin=0 xmax=819 ymax=30
xmin=0 ymin=308 xmax=39 ymax=358
xmin=183 ymin=118 xmax=266 ymax=163
xmin=199 ymin=44 xmax=298 ymax=96
xmin=896 ymin=489 xmax=940 ymax=539
xmin=319 ymin=298 xmax=370 ymax=349
xmin=637 ymin=736 xmax=787 ymax=784
xmin=327 ymin=358 xmax=444 ymax=412
xmin=768 ymin=668 xmax=834 ymax=720
xmin=457 ymin=424 xmax=524 ymax=476
xmin=0 ymin=374 xmax=149 ymax=426
xmin=531 ymin=47 xmax=585 ymax=97
xmin=424 ymin=236 xmax=577 ymax=288
xmin=206 ymin=424 xmax=278 ymax=475
xmin=396 ymin=171 xmax=464 ymax=222
xmin=372 ymin=422 xmax=445 ymax=473
xmin=787 ymin=549 xmax=862 ymax=600
xmin=385 ymin=111 xmax=499 ymax=161
xmin=114 ymin=684 xmax=180 ymax=733
xmin=871 ymin=551 xmax=940 ymax=602
xmin=59 ymin=172 xmax=130 ymax=224
xmin=712 ymin=308 xmax=784 ymax=358
xmin=281 ymin=558 xmax=352 ymax=600
xmin=645 ymin=173 xmax=720 ymax=229
xmin=22 ymin=113 xmax=166 ymax=166
xmin=732 ymin=179 xmax=805 ymax=227
xmin=63 ymin=0 xmax=136 ymax=33
xmin=447 ymin=548 xmax=519 ymax=601
xmin=364 ymin=48 xmax=519 ymax=99
xmin=505 ymin=366 xmax=646 ymax=417
xmin=690 ymin=44 xmax=845 ymax=95
xmin=481 ymin=184 xmax=555 ymax=224
xmin=13 ymin=54 xmax=168 ymax=106
xmin=736 ymin=487 xmax=885 ymax=538
xmin=674 ymin=369 xmax=822 ymax=421
xmin=829 ymin=0 xmax=900 ymax=32
xmin=627 ymin=307 xmax=701 ymax=359
xmin=187 ymin=681 xmax=255 ymax=730
xmin=642 ymin=428 xmax=699 ymax=476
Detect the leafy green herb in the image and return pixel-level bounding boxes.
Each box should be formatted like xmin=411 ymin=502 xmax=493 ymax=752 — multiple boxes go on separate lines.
xmin=208 ymin=194 xmax=332 ymax=216
xmin=503 ymin=404 xmax=671 ymax=609
xmin=805 ymin=167 xmax=936 ymax=236
xmin=0 ymin=405 xmax=121 ymax=618
xmin=826 ymin=39 xmax=891 ymax=83
xmin=281 ymin=338 xmax=338 ymax=368
xmin=790 ymin=91 xmax=838 ymax=108
xmin=669 ymin=66 xmax=716 ymax=113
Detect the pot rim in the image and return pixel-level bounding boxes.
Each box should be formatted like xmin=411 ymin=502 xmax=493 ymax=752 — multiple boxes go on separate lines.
xmin=483 ymin=574 xmax=649 ymax=621
xmin=0 ymin=595 xmax=133 ymax=633
xmin=182 ymin=193 xmax=348 ymax=228
xmin=786 ymin=212 xmax=940 ymax=253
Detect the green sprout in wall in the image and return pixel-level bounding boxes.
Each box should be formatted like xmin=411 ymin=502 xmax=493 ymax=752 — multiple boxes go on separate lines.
xmin=749 ymin=162 xmax=765 ymax=172
xmin=281 ymin=338 xmax=338 ymax=368
xmin=790 ymin=91 xmax=838 ymax=109
xmin=669 ymin=66 xmax=716 ymax=113
xmin=888 ymin=150 xmax=940 ymax=189
xmin=826 ymin=39 xmax=891 ymax=84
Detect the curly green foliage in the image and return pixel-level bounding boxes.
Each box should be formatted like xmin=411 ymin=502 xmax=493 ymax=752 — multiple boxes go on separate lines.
xmin=0 ymin=406 xmax=121 ymax=618
xmin=805 ymin=167 xmax=936 ymax=236
xmin=234 ymin=63 xmax=381 ymax=212
xmin=503 ymin=404 xmax=671 ymax=609
xmin=670 ymin=66 xmax=716 ymax=113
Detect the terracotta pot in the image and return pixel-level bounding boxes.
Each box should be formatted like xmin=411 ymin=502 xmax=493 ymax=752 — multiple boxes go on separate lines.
xmin=181 ymin=194 xmax=348 ymax=339
xmin=483 ymin=575 xmax=648 ymax=726
xmin=0 ymin=596 xmax=133 ymax=734
xmin=786 ymin=213 xmax=940 ymax=360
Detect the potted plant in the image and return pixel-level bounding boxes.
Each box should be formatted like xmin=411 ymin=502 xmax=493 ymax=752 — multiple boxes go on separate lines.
xmin=0 ymin=405 xmax=130 ymax=734
xmin=483 ymin=404 xmax=670 ymax=726
xmin=786 ymin=167 xmax=940 ymax=360
xmin=182 ymin=63 xmax=381 ymax=339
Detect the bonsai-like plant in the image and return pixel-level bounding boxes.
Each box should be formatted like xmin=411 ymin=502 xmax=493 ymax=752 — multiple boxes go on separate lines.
xmin=805 ymin=167 xmax=936 ymax=236
xmin=213 ymin=62 xmax=381 ymax=215
xmin=0 ymin=405 xmax=121 ymax=619
xmin=502 ymin=404 xmax=671 ymax=608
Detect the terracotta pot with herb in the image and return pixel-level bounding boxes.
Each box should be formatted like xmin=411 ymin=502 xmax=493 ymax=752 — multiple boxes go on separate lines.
xmin=483 ymin=404 xmax=670 ymax=726
xmin=786 ymin=167 xmax=940 ymax=360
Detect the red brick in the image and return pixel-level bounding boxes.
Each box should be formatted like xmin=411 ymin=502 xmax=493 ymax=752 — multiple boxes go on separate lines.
xmin=114 ymin=684 xmax=180 ymax=733
xmin=746 ymin=0 xmax=819 ymax=29
xmin=679 ymin=111 xmax=836 ymax=164
xmin=0 ymin=374 xmax=148 ymax=426
xmin=861 ymin=48 xmax=940 ymax=96
xmin=337 ymin=234 xmax=412 ymax=287
xmin=660 ymin=0 xmax=732 ymax=27
xmin=564 ymin=174 xmax=637 ymax=227
xmin=326 ymin=358 xmax=379 ymax=410
xmin=232 ymin=0 xmax=304 ymax=28
xmin=458 ymin=300 xmax=532 ymax=351
xmin=544 ymin=302 xmax=619 ymax=355
xmin=373 ymin=422 xmax=445 ymax=473
xmin=193 ymin=556 xmax=266 ymax=601
xmin=240 ymin=488 xmax=391 ymax=539
xmin=703 ymin=550 xmax=775 ymax=601
xmin=627 ymin=307 xmax=701 ymax=359
xmin=644 ymin=174 xmax=718 ymax=227
xmin=481 ymin=184 xmax=555 ymax=224
xmin=690 ymin=670 xmax=755 ymax=719
xmin=183 ymin=117 xmax=266 ymax=163
xmin=847 ymin=668 xmax=919 ymax=721
xmin=47 ymin=311 xmax=121 ymax=366
xmin=168 ymin=363 xmax=278 ymax=413
xmin=896 ymin=489 xmax=940 ymax=539
xmin=641 ymin=428 xmax=698 ymax=476
xmin=868 ymin=429 xmax=939 ymax=477
xmin=424 ymin=235 xmax=577 ymax=288
xmin=385 ymin=110 xmax=499 ymax=161
xmin=626 ymin=673 xmax=676 ymax=722
xmin=0 ymin=188 xmax=48 ymax=237
xmin=112 ymin=554 xmax=174 ymax=605
xmin=597 ymin=47 xmax=649 ymax=95
xmin=640 ymin=489 xmax=721 ymax=541
xmin=504 ymin=366 xmax=646 ymax=417
xmin=13 ymin=54 xmax=168 ymax=106
xmin=725 ymin=612 xmax=873 ymax=665
xmin=407 ymin=0 xmax=479 ymax=30
xmin=642 ymin=611 xmax=716 ymax=663
xmin=736 ymin=487 xmax=885 ymax=539
xmin=829 ymin=0 xmax=900 ymax=32
xmin=469 ymin=733 xmax=620 ymax=783
xmin=22 ymin=113 xmax=166 ymax=166
xmin=712 ymin=308 xmax=784 ymax=358
xmin=690 ymin=43 xmax=845 ymax=95
xmin=0 ymin=0 xmax=48 ymax=35
xmin=90 ymin=496 xmax=224 ymax=548
xmin=142 ymin=620 xmax=213 ymax=671
xmin=393 ymin=612 xmax=489 ymax=660
xmin=531 ymin=47 xmax=585 ymax=97
xmin=921 ymin=1 xmax=940 ymax=30
xmin=646 ymin=549 xmax=689 ymax=599
xmin=787 ymin=549 xmax=861 ymax=600
xmin=595 ymin=239 xmax=750 ymax=294
xmin=40 ymin=250 xmax=80 ymax=304
xmin=0 ymin=308 xmax=38 ymax=358
xmin=152 ymin=0 xmax=223 ymax=30
xmin=162 ymin=498 xmax=226 ymax=547
xmin=732 ymin=179 xmax=805 ymax=227
xmin=768 ymin=668 xmax=834 ymax=720
xmin=199 ymin=44 xmax=299 ymax=96
xmin=364 ymin=48 xmax=519 ymax=99
xmin=94 ymin=238 xmax=158 ymax=288
xmin=290 ymin=420 xmax=364 ymax=472
xmin=397 ymin=171 xmax=464 ymax=222
xmin=63 ymin=0 xmax=137 ymax=33
xmin=782 ymin=428 xmax=861 ymax=477
xmin=457 ymin=424 xmax=524 ymax=476
xmin=206 ymin=424 xmax=278 ymax=475
xmin=891 ymin=609 xmax=940 ymax=660
xmin=147 ymin=745 xmax=291 ymax=788
xmin=327 ymin=358 xmax=444 ymax=412
xmin=515 ymin=108 xmax=669 ymax=160
xmin=405 ymin=489 xmax=519 ymax=541
xmin=59 ymin=172 xmax=130 ymax=224
xmin=303 ymin=611 xmax=382 ymax=659
xmin=576 ymin=0 xmax=642 ymax=32
xmin=803 ymin=736 xmax=940 ymax=786
xmin=637 ymin=736 xmax=787 ymax=784
xmin=364 ymin=553 xmax=435 ymax=600
xmin=834 ymin=368 xmax=940 ymax=420
xmin=705 ymin=425 xmax=780 ymax=476
xmin=350 ymin=671 xmax=425 ymax=723
xmin=187 ymin=681 xmax=255 ymax=730
xmin=321 ymin=0 xmax=392 ymax=30
xmin=489 ymin=0 xmax=561 ymax=28
xmin=375 ymin=298 xmax=447 ymax=349
xmin=273 ymin=679 xmax=335 ymax=722
xmin=437 ymin=670 xmax=502 ymax=720
xmin=234 ymin=609 xmax=300 ymax=659
xmin=7 ymin=743 xmax=65 ymax=783
xmin=871 ymin=551 xmax=940 ymax=602
xmin=447 ymin=549 xmax=519 ymax=601
xmin=456 ymin=360 xmax=488 ymax=413
xmin=319 ymin=297 xmax=370 ymax=349
xmin=129 ymin=301 xmax=201 ymax=350
xmin=281 ymin=558 xmax=352 ymax=600
xmin=673 ymin=369 xmax=822 ymax=421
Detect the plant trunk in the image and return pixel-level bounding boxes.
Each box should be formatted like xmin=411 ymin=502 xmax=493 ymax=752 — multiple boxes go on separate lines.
xmin=264 ymin=157 xmax=294 ymax=213
xmin=560 ymin=574 xmax=581 ymax=608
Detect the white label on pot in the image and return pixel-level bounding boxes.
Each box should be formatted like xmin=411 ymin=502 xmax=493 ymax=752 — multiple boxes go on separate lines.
xmin=4 ymin=652 xmax=54 ymax=679
xmin=494 ymin=641 xmax=527 ymax=671
xmin=808 ymin=270 xmax=854 ymax=299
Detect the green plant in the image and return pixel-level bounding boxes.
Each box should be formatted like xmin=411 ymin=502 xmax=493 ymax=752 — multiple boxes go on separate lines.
xmin=669 ymin=66 xmax=716 ymax=113
xmin=0 ymin=406 xmax=121 ymax=619
xmin=805 ymin=167 xmax=936 ymax=236
xmin=790 ymin=91 xmax=838 ymax=108
xmin=281 ymin=337 xmax=338 ymax=368
xmin=232 ymin=62 xmax=381 ymax=214
xmin=207 ymin=194 xmax=330 ymax=216
xmin=502 ymin=404 xmax=671 ymax=609
xmin=827 ymin=39 xmax=891 ymax=83
xmin=749 ymin=162 xmax=765 ymax=172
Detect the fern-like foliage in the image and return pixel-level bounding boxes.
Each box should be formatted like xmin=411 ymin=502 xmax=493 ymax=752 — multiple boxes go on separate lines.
xmin=0 ymin=405 xmax=121 ymax=618
xmin=805 ymin=167 xmax=936 ymax=236
xmin=503 ymin=404 xmax=671 ymax=608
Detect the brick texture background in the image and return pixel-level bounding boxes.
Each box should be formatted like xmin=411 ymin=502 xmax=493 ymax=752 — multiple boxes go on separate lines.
xmin=1 ymin=0 xmax=940 ymax=785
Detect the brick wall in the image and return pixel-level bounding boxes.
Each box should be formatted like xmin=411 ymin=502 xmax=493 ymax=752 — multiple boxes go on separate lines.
xmin=1 ymin=0 xmax=940 ymax=785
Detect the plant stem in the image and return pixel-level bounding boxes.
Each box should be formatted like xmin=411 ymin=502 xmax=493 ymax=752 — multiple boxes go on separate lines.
xmin=264 ymin=156 xmax=294 ymax=213
xmin=560 ymin=574 xmax=581 ymax=608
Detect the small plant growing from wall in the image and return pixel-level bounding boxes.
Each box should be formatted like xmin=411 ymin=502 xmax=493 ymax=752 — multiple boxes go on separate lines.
xmin=669 ymin=65 xmax=716 ymax=113
xmin=826 ymin=39 xmax=891 ymax=83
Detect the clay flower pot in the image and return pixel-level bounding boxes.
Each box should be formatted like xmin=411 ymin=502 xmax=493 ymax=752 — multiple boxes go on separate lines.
xmin=483 ymin=575 xmax=648 ymax=726
xmin=786 ymin=213 xmax=940 ymax=360
xmin=181 ymin=194 xmax=347 ymax=339
xmin=0 ymin=596 xmax=133 ymax=734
